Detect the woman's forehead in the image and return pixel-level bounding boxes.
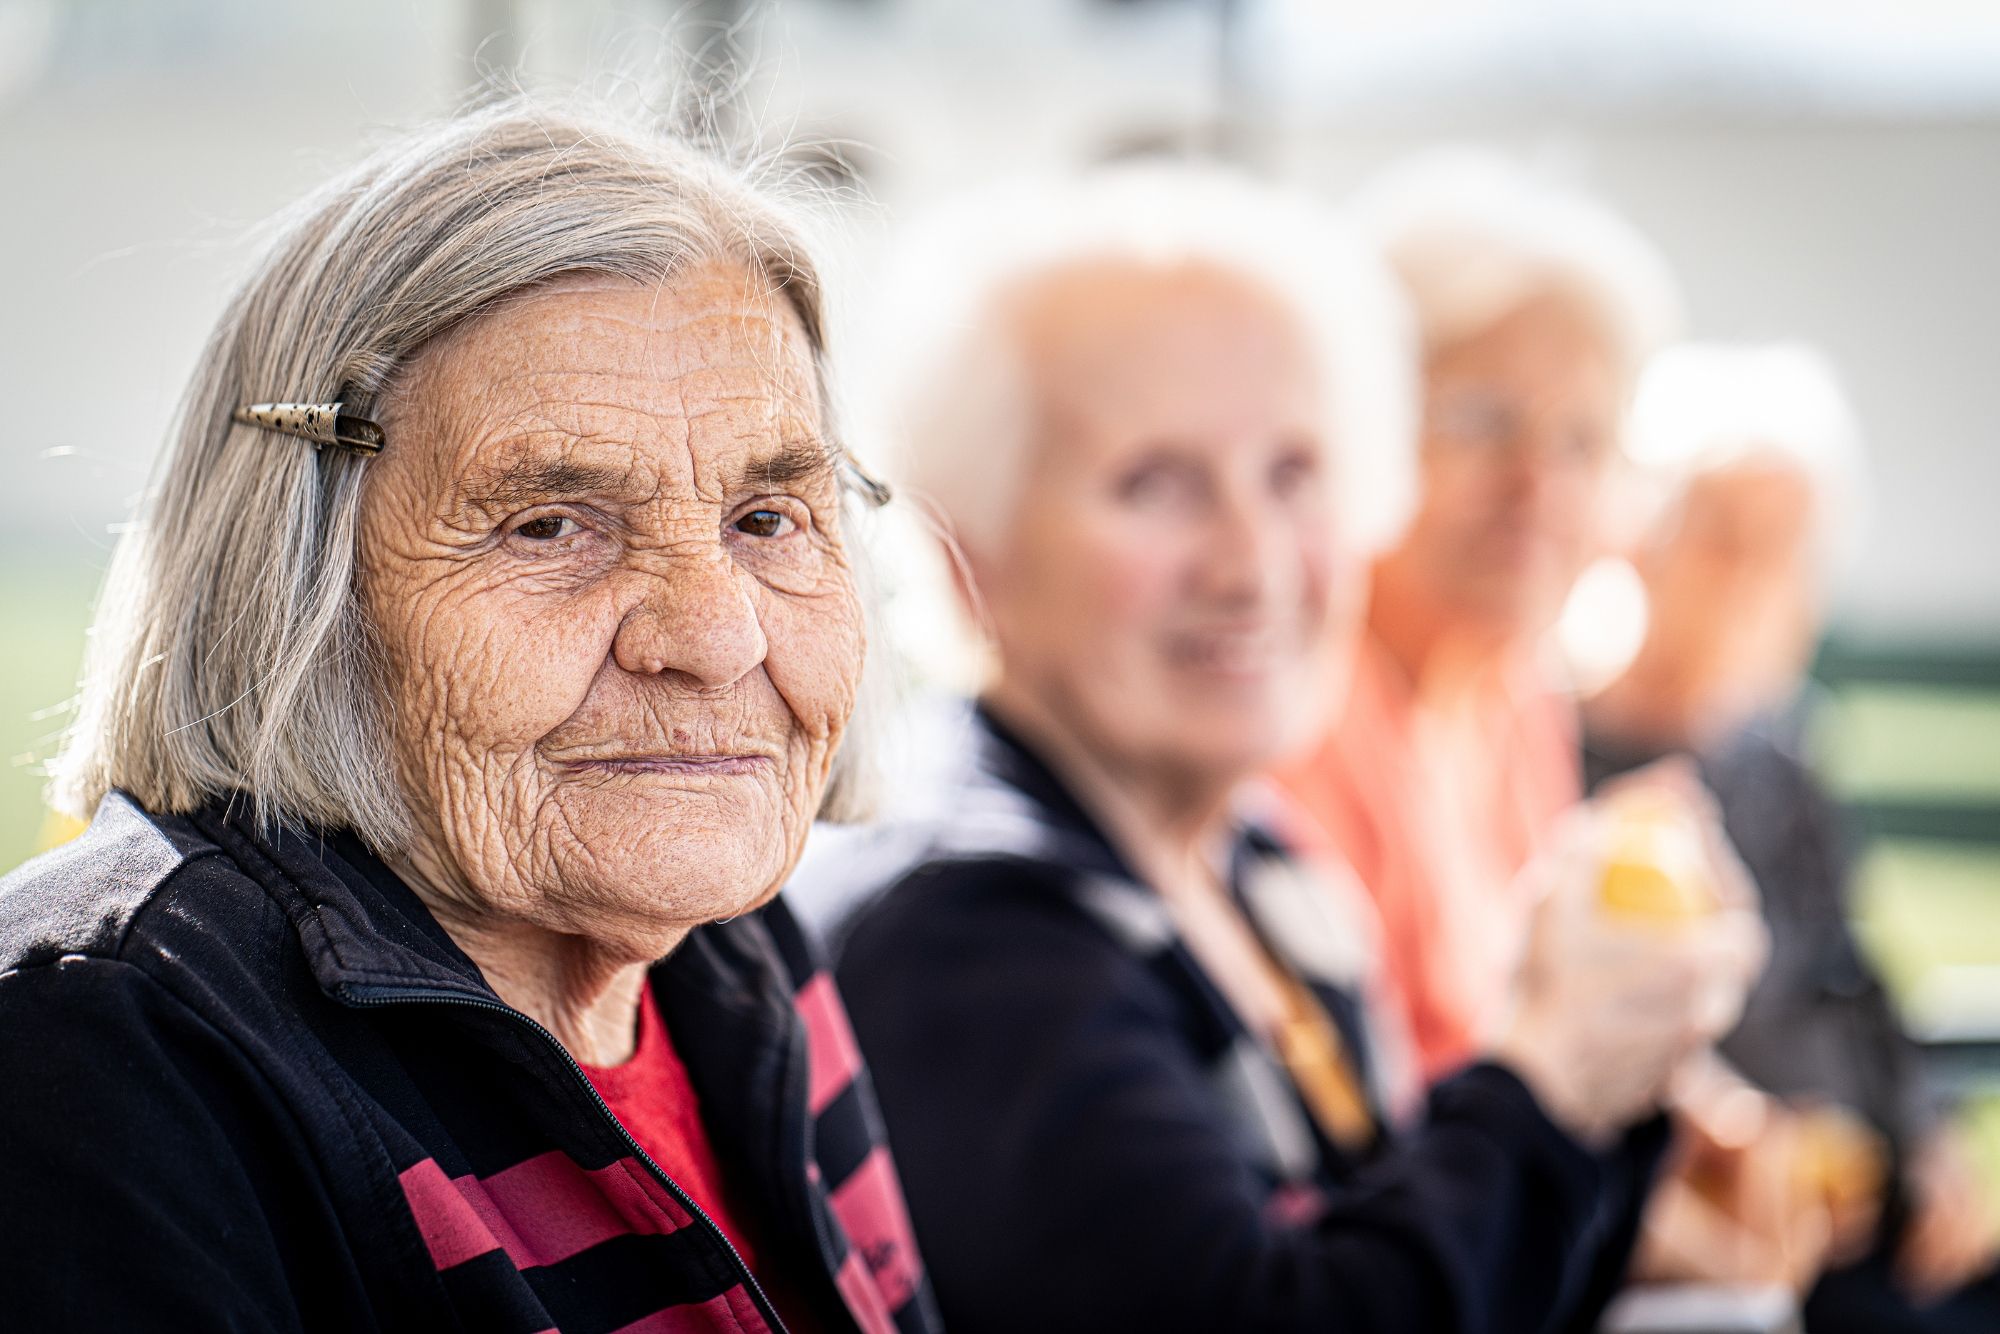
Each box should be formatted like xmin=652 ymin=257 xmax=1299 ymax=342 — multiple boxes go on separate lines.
xmin=1017 ymin=265 xmax=1324 ymax=448
xmin=389 ymin=268 xmax=824 ymax=494
xmin=418 ymin=267 xmax=815 ymax=401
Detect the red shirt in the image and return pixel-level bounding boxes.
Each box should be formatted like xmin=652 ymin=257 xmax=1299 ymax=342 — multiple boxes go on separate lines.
xmin=582 ymin=981 xmax=817 ymax=1329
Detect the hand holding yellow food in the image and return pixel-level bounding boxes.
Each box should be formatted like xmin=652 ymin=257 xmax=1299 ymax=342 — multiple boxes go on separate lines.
xmin=1598 ymin=791 xmax=1724 ymax=923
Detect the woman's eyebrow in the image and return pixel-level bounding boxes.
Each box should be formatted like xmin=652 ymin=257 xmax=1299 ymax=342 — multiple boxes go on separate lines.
xmin=732 ymin=438 xmax=837 ymax=494
xmin=458 ymin=438 xmax=835 ymax=513
xmin=462 ymin=457 xmax=634 ymax=509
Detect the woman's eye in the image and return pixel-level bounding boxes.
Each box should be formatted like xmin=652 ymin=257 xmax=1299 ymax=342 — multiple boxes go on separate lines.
xmin=1432 ymin=390 xmax=1512 ymax=447
xmin=733 ymin=508 xmax=794 ymax=538
xmin=1271 ymin=449 xmax=1320 ymax=496
xmin=1561 ymin=423 xmax=1609 ymax=463
xmin=514 ymin=515 xmax=580 ymax=541
xmin=1116 ymin=457 xmax=1198 ymax=505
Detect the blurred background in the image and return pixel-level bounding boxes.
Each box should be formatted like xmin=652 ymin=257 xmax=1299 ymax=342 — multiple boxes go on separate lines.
xmin=3 ymin=0 xmax=1997 ymax=1160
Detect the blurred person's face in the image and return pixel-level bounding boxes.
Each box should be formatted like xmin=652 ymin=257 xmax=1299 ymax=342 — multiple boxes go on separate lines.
xmin=1384 ymin=292 xmax=1623 ymax=641
xmin=1638 ymin=457 xmax=1821 ymax=731
xmin=969 ymin=260 xmax=1351 ymax=787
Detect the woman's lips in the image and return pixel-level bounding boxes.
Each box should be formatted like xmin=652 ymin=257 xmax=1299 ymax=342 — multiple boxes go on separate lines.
xmin=1163 ymin=625 xmax=1292 ymax=676
xmin=562 ymin=754 xmax=773 ymax=777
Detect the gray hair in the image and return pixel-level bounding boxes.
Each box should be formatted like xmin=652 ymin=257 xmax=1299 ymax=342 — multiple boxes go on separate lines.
xmin=1628 ymin=341 xmax=1869 ymax=575
xmin=847 ymin=163 xmax=1420 ymax=559
xmin=51 ymin=93 xmax=882 ymax=850
xmin=1351 ymin=148 xmax=1683 ymax=384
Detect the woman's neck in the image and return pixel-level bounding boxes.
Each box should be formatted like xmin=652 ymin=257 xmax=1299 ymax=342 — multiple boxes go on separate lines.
xmin=981 ymin=685 xmax=1237 ymax=903
xmin=980 ymin=685 xmax=1319 ymax=1046
xmin=1366 ymin=559 xmax=1517 ymax=712
xmin=389 ymin=848 xmax=664 ymax=1066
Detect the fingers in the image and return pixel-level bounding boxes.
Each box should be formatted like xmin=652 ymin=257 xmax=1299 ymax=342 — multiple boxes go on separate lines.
xmin=1690 ymin=805 xmax=1762 ymax=913
xmin=1897 ymin=1205 xmax=1979 ymax=1305
xmin=1583 ymin=770 xmax=1765 ymax=918
xmin=1597 ymin=754 xmax=1706 ymax=810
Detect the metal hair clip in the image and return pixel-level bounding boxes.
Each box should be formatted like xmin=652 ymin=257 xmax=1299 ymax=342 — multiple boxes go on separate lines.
xmin=233 ymin=401 xmax=385 ymax=456
xmin=843 ymin=459 xmax=893 ymax=509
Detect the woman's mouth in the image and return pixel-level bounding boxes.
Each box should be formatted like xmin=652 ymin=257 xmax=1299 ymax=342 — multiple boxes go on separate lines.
xmin=561 ymin=754 xmax=773 ymax=777
xmin=1164 ymin=626 xmax=1292 ymax=677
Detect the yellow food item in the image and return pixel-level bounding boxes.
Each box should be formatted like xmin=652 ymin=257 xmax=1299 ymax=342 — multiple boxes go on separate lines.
xmin=1597 ymin=793 xmax=1721 ymax=923
xmin=1792 ymin=1104 xmax=1888 ymax=1210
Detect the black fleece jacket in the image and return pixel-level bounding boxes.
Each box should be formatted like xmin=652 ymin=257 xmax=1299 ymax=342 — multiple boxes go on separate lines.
xmin=0 ymin=793 xmax=938 ymax=1333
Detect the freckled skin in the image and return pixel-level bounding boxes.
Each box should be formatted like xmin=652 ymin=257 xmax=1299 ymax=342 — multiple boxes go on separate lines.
xmin=356 ymin=266 xmax=862 ymax=1055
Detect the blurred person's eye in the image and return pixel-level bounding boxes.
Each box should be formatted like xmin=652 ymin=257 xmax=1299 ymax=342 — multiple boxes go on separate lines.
xmin=1429 ymin=388 xmax=1514 ymax=449
xmin=1269 ymin=443 xmax=1322 ymax=499
xmin=1558 ymin=421 xmax=1611 ymax=464
xmin=1114 ymin=451 xmax=1204 ymax=508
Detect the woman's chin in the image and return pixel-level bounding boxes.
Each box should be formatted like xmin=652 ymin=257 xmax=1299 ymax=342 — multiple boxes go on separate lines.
xmin=538 ymin=816 xmax=793 ymax=933
xmin=1146 ymin=717 xmax=1297 ymax=786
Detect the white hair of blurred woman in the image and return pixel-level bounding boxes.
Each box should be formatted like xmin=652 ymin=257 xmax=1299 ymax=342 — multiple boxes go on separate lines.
xmin=1628 ymin=342 xmax=1870 ymax=576
xmin=844 ymin=164 xmax=1420 ymax=561
xmin=1351 ymin=147 xmax=1683 ymax=385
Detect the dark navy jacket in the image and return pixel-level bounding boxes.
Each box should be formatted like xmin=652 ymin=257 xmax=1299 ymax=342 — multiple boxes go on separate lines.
xmin=0 ymin=793 xmax=939 ymax=1333
xmin=801 ymin=706 xmax=1668 ymax=1334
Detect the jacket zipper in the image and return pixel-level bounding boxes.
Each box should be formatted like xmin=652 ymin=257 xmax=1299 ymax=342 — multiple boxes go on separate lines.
xmin=339 ymin=984 xmax=790 ymax=1334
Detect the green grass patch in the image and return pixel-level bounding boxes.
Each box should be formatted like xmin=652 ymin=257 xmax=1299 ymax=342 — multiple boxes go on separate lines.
xmin=0 ymin=547 xmax=104 ymax=873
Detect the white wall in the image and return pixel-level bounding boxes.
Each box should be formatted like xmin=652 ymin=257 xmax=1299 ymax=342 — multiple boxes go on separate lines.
xmin=4 ymin=2 xmax=1995 ymax=639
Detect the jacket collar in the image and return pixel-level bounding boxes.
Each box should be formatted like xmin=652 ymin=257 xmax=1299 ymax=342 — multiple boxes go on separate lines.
xmin=965 ymin=701 xmax=1280 ymax=918
xmin=961 ymin=706 xmax=1388 ymax=1083
xmin=188 ymin=798 xmax=510 ymax=1004
xmin=966 ymin=701 xmax=1141 ymax=883
xmin=189 ymin=797 xmax=804 ymax=1045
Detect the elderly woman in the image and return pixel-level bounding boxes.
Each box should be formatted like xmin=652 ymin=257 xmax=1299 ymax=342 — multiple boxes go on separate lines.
xmin=797 ymin=169 xmax=1763 ymax=1333
xmin=0 ymin=101 xmax=935 ymax=1333
xmin=1587 ymin=345 xmax=2000 ymax=1330
xmin=1271 ymin=150 xmax=1689 ymax=1082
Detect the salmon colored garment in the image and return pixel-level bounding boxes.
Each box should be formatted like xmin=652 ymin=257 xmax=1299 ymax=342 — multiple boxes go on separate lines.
xmin=1273 ymin=634 xmax=1580 ymax=1082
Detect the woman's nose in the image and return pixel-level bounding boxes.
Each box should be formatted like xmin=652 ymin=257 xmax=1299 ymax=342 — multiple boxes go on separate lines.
xmin=1201 ymin=488 xmax=1284 ymax=606
xmin=611 ymin=552 xmax=768 ymax=688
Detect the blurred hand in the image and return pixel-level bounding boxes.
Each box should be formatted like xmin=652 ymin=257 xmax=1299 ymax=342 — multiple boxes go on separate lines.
xmin=1635 ymin=1173 xmax=1825 ymax=1292
xmin=1638 ymin=1059 xmax=1869 ymax=1294
xmin=1896 ymin=1126 xmax=1999 ymax=1304
xmin=1490 ymin=805 xmax=1767 ymax=1145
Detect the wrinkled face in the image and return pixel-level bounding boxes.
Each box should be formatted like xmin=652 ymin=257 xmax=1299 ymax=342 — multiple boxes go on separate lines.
xmin=1641 ymin=457 xmax=1821 ymax=724
xmin=358 ymin=267 xmax=863 ymax=954
xmin=1389 ymin=292 xmax=1623 ymax=637
xmin=972 ymin=260 xmax=1350 ymax=784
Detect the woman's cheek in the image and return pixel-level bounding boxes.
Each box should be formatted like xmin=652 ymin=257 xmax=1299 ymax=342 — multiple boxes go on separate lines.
xmin=1082 ymin=521 xmax=1190 ymax=632
xmin=759 ymin=584 xmax=865 ymax=743
xmin=1293 ymin=522 xmax=1344 ymax=630
xmin=427 ymin=581 xmax=621 ymax=750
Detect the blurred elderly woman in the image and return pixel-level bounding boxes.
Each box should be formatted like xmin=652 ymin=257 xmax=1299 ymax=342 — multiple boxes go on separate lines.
xmin=0 ymin=101 xmax=935 ymax=1333
xmin=1272 ymin=150 xmax=1688 ymax=1081
xmin=1587 ymin=345 xmax=2000 ymax=1329
xmin=797 ymin=168 xmax=1762 ymax=1333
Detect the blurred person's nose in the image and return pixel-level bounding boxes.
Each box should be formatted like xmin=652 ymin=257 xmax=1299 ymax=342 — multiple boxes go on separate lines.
xmin=1194 ymin=452 xmax=1296 ymax=612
